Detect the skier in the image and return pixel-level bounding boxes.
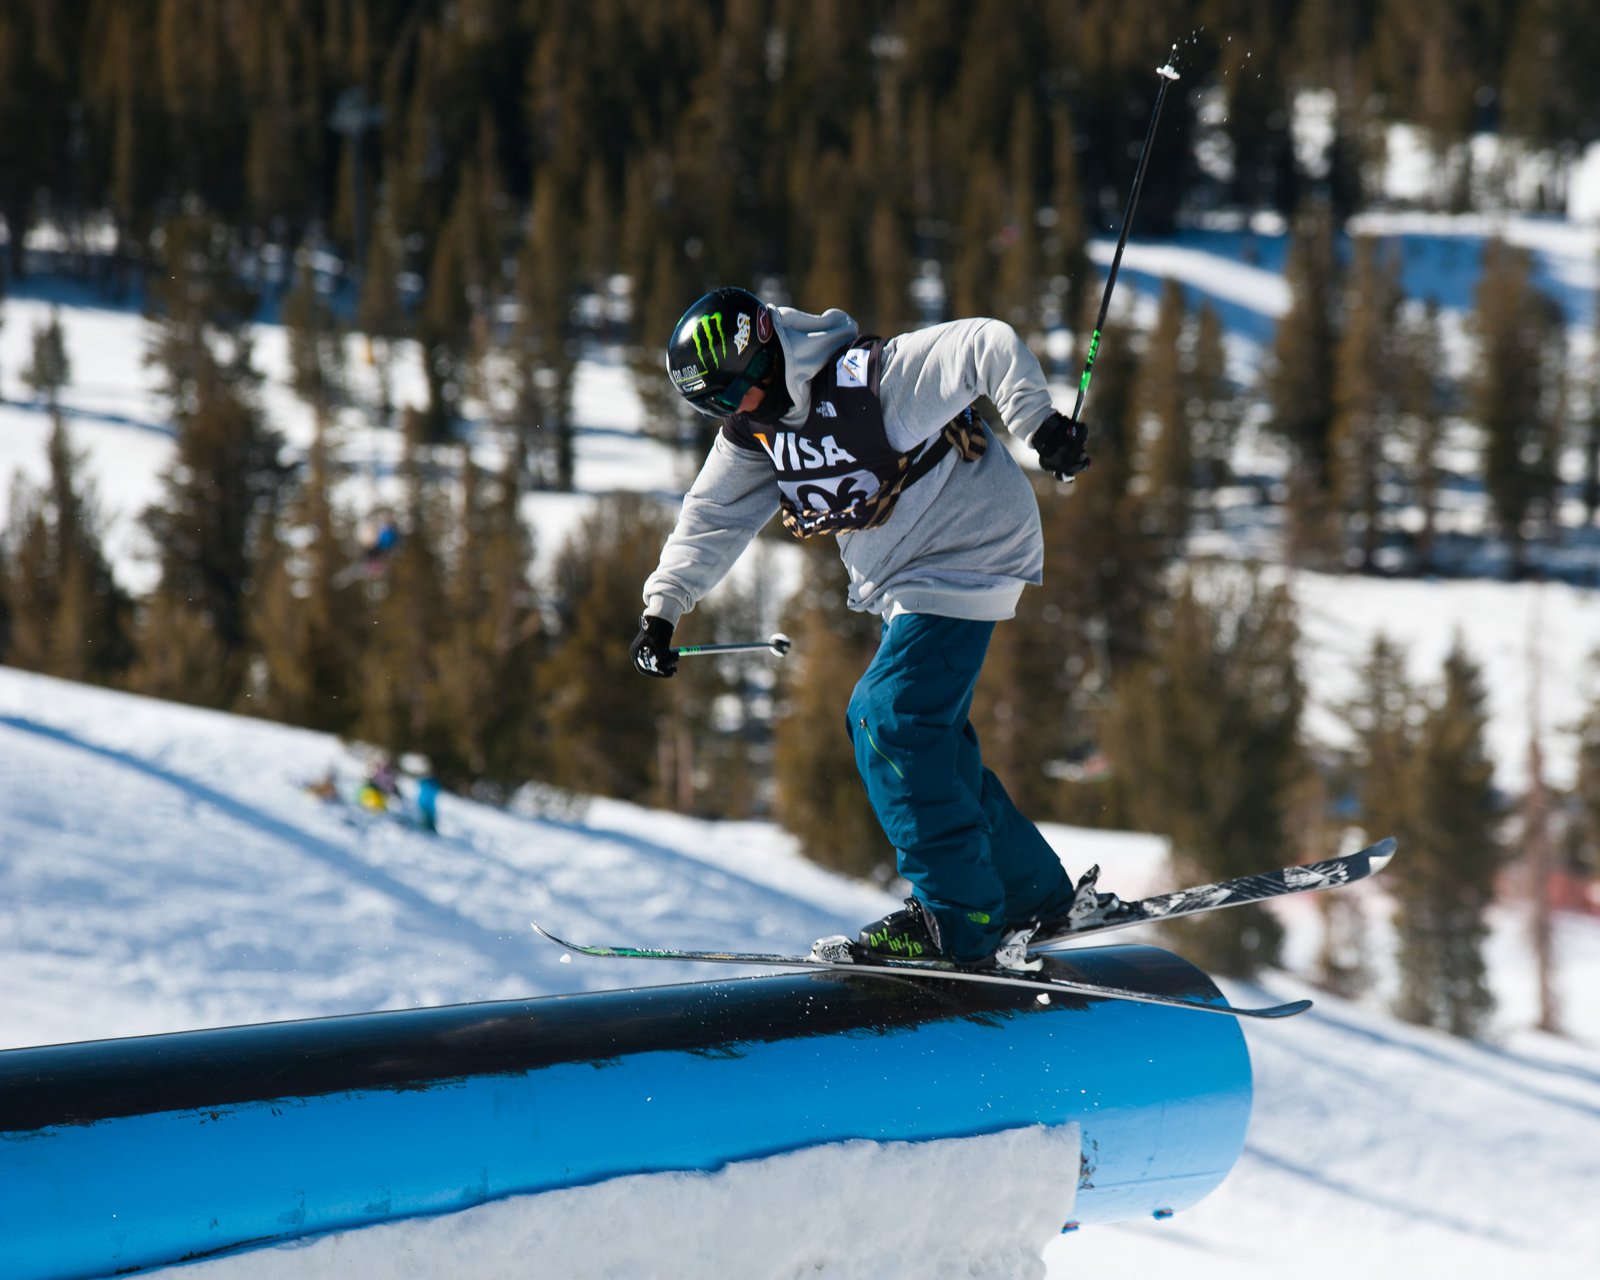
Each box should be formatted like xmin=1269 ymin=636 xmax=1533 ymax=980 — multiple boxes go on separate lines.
xmin=630 ymin=286 xmax=1122 ymax=969
xmin=357 ymin=513 xmax=400 ymax=576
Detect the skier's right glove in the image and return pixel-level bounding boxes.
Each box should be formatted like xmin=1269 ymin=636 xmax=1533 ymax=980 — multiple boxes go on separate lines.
xmin=630 ymin=614 xmax=678 ymax=678
xmin=1031 ymin=411 xmax=1091 ymax=480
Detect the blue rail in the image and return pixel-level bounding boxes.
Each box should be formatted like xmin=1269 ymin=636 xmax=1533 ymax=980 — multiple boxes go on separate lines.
xmin=0 ymin=945 xmax=1252 ymax=1278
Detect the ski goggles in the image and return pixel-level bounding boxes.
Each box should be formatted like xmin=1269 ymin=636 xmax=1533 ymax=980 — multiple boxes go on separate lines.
xmin=684 ymin=348 xmax=775 ymax=417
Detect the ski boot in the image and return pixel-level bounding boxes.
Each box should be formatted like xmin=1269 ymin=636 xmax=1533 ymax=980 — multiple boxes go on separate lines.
xmin=812 ymin=897 xmax=941 ymax=964
xmin=853 ymin=897 xmax=942 ymax=960
xmin=814 ymin=898 xmax=1044 ymax=973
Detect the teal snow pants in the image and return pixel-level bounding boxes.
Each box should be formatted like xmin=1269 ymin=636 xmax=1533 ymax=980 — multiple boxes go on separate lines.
xmin=846 ymin=613 xmax=1076 ymax=962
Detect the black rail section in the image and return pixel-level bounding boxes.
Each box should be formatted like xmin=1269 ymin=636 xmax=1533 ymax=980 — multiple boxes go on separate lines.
xmin=0 ymin=946 xmax=1208 ymax=1132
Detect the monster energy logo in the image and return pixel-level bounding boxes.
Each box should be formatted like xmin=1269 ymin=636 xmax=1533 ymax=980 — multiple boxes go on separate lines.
xmin=692 ymin=312 xmax=728 ymax=367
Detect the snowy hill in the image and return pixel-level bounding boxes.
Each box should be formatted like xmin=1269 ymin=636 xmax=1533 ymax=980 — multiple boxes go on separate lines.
xmin=3 ymin=665 xmax=1598 ymax=1278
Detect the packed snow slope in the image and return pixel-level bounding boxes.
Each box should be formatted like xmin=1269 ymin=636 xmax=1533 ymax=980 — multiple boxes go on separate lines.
xmin=2 ymin=666 xmax=1597 ymax=1279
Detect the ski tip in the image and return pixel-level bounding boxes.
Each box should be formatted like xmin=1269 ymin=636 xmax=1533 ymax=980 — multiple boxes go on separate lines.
xmin=1366 ymin=836 xmax=1398 ymax=873
xmin=1273 ymin=998 xmax=1314 ymax=1018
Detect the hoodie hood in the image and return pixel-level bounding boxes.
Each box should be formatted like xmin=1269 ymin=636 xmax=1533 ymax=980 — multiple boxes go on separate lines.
xmin=767 ymin=306 xmax=859 ymax=425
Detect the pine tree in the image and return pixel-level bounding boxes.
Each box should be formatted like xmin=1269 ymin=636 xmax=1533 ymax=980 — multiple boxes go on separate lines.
xmin=1331 ymin=237 xmax=1405 ymax=571
xmin=356 ymin=199 xmax=406 ymax=339
xmin=245 ymin=416 xmax=366 ymax=735
xmin=1500 ymin=0 xmax=1600 ymax=157
xmin=947 ymin=147 xmax=1004 ymax=321
xmin=1396 ymin=300 xmax=1451 ymax=572
xmin=1342 ymin=634 xmax=1418 ymax=848
xmin=1267 ymin=198 xmax=1342 ymax=569
xmin=1137 ymin=279 xmax=1193 ymax=559
xmin=424 ymin=443 xmax=544 ymax=795
xmin=135 ymin=360 xmax=288 ymax=706
xmin=1045 ymin=100 xmax=1090 ymax=338
xmin=667 ymin=0 xmax=768 ymax=286
xmin=23 ymin=308 xmax=71 ymax=409
xmin=154 ymin=0 xmax=247 ymax=217
xmin=137 ymin=215 xmax=287 ymax=707
xmin=513 ymin=166 xmax=579 ymax=489
xmin=0 ymin=414 xmax=134 ymax=684
xmin=281 ymin=256 xmax=347 ymax=413
xmin=82 ymin=0 xmax=167 ymax=272
xmin=414 ymin=184 xmax=475 ymax=441
xmin=628 ymin=239 xmax=703 ymax=467
xmin=1391 ymin=640 xmax=1500 ymax=1037
xmin=535 ymin=493 xmax=678 ymax=802
xmin=0 ymin=1 xmax=72 ymax=276
xmin=989 ymin=91 xmax=1045 ymax=335
xmin=1471 ymin=238 xmax=1565 ymax=578
xmin=128 ymin=591 xmax=237 ymax=708
xmin=352 ymin=420 xmax=451 ymax=758
xmin=355 ymin=201 xmax=406 ymax=423
xmin=1371 ymin=0 xmax=1484 ymax=167
xmin=1047 ymin=289 xmax=1162 ymax=684
xmin=867 ymin=197 xmax=915 ymax=336
xmin=239 ymin=4 xmax=313 ymax=240
xmin=144 ymin=211 xmax=259 ymax=408
xmin=1190 ymin=300 xmax=1239 ymax=522
xmin=1216 ymin=6 xmax=1302 ymax=214
xmin=967 ymin=505 xmax=1087 ymax=823
xmin=1103 ymin=567 xmax=1305 ymax=977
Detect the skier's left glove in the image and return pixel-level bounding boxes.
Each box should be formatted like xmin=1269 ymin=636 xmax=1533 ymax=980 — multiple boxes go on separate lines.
xmin=1031 ymin=411 xmax=1091 ymax=480
xmin=630 ymin=614 xmax=678 ymax=678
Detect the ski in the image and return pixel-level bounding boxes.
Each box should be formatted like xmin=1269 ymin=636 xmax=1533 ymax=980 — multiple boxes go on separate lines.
xmin=1027 ymin=837 xmax=1397 ymax=952
xmin=531 ymin=923 xmax=1310 ymax=1020
xmin=531 ymin=841 xmax=1395 ymax=1021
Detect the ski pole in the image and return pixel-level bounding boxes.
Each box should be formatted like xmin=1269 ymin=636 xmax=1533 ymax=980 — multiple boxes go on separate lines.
xmin=671 ymin=633 xmax=792 ymax=659
xmin=1071 ymin=59 xmax=1182 ymax=422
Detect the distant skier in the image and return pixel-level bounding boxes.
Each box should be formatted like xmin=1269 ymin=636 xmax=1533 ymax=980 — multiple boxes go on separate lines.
xmin=403 ymin=755 xmax=440 ymax=835
xmin=356 ymin=753 xmax=399 ymax=812
xmin=358 ymin=514 xmax=399 ymax=575
xmin=630 ymin=287 xmax=1122 ymax=969
xmin=333 ymin=513 xmax=401 ymax=589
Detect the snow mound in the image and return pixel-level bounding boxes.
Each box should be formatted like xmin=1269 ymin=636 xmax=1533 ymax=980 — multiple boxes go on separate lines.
xmin=184 ymin=1125 xmax=1080 ymax=1280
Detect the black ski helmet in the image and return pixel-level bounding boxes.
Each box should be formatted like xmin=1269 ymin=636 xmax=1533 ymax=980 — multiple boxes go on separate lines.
xmin=665 ymin=287 xmax=785 ymax=417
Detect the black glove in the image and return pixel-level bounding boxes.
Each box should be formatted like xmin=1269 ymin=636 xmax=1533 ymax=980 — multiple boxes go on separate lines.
xmin=630 ymin=614 xmax=678 ymax=678
xmin=1031 ymin=411 xmax=1091 ymax=480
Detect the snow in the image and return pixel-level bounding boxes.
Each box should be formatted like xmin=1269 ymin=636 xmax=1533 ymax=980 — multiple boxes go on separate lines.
xmin=184 ymin=1127 xmax=1082 ymax=1280
xmin=4 ymin=175 xmax=1600 ymax=1277
xmin=3 ymin=665 xmax=1599 ymax=1278
xmin=1292 ymin=571 xmax=1600 ymax=793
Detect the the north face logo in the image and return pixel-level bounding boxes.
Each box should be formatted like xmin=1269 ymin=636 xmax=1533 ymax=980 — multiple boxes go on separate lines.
xmin=816 ymin=401 xmax=837 ymax=417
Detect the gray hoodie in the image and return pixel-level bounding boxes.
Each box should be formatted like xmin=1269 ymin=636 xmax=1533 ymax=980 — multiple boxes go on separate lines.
xmin=643 ymin=305 xmax=1058 ymax=624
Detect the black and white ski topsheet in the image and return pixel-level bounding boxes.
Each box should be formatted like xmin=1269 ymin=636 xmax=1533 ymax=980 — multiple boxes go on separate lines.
xmin=1027 ymin=835 xmax=1396 ymax=951
xmin=531 ymin=837 xmax=1395 ymax=1022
